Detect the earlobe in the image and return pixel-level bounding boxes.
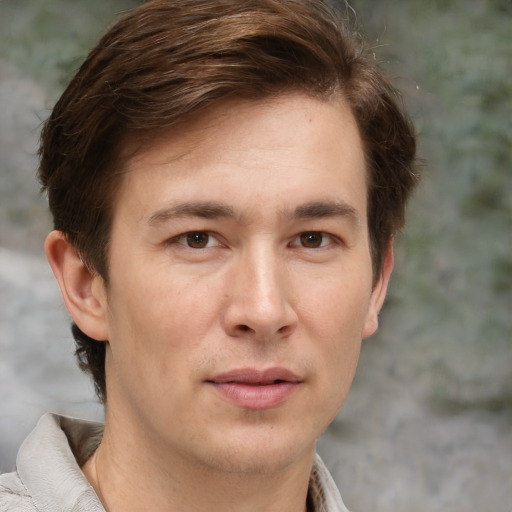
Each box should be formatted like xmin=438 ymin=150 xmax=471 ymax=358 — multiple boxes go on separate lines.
xmin=362 ymin=241 xmax=394 ymax=339
xmin=45 ymin=231 xmax=109 ymax=342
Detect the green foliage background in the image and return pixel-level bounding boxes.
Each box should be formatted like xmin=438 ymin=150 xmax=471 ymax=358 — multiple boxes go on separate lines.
xmin=349 ymin=0 xmax=511 ymax=409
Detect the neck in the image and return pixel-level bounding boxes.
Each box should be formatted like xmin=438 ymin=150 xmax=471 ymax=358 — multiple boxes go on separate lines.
xmin=82 ymin=416 xmax=314 ymax=512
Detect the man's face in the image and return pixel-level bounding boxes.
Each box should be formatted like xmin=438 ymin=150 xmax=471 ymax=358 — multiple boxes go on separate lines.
xmin=94 ymin=94 xmax=389 ymax=474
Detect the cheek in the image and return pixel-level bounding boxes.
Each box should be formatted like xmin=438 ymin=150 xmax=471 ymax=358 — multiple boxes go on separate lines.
xmin=104 ymin=285 xmax=200 ymax=417
xmin=315 ymin=324 xmax=362 ymax=427
xmin=106 ymin=267 xmax=219 ymax=372
xmin=298 ymin=273 xmax=373 ymax=337
xmin=298 ymin=275 xmax=370 ymax=398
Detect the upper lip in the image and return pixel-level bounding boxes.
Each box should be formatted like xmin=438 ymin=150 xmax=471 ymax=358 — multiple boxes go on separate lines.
xmin=208 ymin=367 xmax=302 ymax=385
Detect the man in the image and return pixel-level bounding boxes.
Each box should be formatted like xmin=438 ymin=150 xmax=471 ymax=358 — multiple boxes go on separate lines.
xmin=0 ymin=0 xmax=417 ymax=510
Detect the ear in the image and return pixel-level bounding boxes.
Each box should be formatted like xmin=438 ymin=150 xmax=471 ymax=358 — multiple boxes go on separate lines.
xmin=45 ymin=230 xmax=109 ymax=341
xmin=362 ymin=241 xmax=394 ymax=339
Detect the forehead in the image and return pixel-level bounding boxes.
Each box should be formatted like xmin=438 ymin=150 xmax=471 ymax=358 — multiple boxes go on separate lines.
xmin=125 ymin=93 xmax=362 ymax=165
xmin=115 ymin=93 xmax=367 ymax=221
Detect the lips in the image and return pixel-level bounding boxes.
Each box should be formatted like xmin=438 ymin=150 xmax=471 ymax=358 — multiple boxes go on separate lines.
xmin=207 ymin=367 xmax=302 ymax=410
xmin=209 ymin=367 xmax=301 ymax=385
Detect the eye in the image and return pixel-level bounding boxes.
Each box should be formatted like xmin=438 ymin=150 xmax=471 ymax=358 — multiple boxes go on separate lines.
xmin=174 ymin=231 xmax=220 ymax=249
xmin=293 ymin=231 xmax=333 ymax=248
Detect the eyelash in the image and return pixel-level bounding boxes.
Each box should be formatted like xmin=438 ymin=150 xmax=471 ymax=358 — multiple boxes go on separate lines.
xmin=172 ymin=231 xmax=222 ymax=249
xmin=170 ymin=231 xmax=338 ymax=250
xmin=290 ymin=231 xmax=337 ymax=249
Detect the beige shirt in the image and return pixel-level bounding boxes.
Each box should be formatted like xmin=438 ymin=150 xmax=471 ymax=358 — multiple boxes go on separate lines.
xmin=0 ymin=414 xmax=349 ymax=512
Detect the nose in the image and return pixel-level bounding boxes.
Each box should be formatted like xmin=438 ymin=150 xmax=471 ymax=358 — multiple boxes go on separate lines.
xmin=222 ymin=245 xmax=298 ymax=341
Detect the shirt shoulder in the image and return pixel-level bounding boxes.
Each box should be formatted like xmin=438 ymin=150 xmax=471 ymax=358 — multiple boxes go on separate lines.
xmin=1 ymin=413 xmax=105 ymax=512
xmin=310 ymin=453 xmax=350 ymax=512
xmin=0 ymin=470 xmax=38 ymax=512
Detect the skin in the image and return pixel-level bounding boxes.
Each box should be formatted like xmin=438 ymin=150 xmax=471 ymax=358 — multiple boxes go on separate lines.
xmin=46 ymin=93 xmax=393 ymax=512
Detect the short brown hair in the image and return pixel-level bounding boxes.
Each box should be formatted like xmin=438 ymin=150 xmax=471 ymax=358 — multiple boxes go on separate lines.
xmin=39 ymin=0 xmax=418 ymax=402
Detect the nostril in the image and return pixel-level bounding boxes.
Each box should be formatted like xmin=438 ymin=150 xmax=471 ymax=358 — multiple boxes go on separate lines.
xmin=236 ymin=324 xmax=291 ymax=335
xmin=277 ymin=325 xmax=291 ymax=335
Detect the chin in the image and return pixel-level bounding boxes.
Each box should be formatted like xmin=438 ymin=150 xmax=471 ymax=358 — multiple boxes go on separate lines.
xmin=204 ymin=448 xmax=310 ymax=476
xmin=195 ymin=424 xmax=316 ymax=476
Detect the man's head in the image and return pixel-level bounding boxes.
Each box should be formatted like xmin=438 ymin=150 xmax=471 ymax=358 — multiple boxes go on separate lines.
xmin=39 ymin=0 xmax=417 ymax=404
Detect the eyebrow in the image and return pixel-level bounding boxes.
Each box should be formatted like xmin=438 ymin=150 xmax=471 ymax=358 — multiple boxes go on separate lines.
xmin=147 ymin=199 xmax=360 ymax=226
xmin=291 ymin=200 xmax=360 ymax=224
xmin=147 ymin=201 xmax=236 ymax=225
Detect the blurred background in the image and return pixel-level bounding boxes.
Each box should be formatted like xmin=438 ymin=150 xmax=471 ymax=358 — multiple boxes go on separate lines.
xmin=0 ymin=0 xmax=510 ymax=510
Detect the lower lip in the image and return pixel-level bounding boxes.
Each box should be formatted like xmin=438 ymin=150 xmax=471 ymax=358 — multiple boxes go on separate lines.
xmin=209 ymin=382 xmax=300 ymax=410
